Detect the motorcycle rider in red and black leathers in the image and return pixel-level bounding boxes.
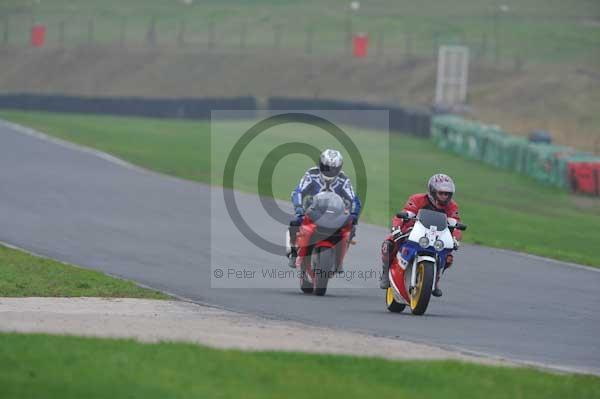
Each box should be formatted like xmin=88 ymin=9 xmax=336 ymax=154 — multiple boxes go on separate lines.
xmin=379 ymin=173 xmax=462 ymax=297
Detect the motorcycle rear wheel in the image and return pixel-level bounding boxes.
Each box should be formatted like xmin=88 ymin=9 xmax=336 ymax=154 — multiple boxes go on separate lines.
xmin=300 ymin=271 xmax=313 ymax=294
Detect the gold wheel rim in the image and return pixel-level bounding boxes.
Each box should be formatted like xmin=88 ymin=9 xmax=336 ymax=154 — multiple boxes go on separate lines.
xmin=410 ymin=263 xmax=424 ymax=309
xmin=386 ymin=287 xmax=394 ymax=306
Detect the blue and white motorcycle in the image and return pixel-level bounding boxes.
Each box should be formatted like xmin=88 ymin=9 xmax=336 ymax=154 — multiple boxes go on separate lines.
xmin=386 ymin=209 xmax=467 ymax=315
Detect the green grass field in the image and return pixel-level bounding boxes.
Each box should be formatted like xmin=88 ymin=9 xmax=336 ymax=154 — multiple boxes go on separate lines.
xmin=1 ymin=333 xmax=599 ymax=399
xmin=0 ymin=243 xmax=168 ymax=298
xmin=2 ymin=110 xmax=599 ymax=267
xmin=2 ymin=0 xmax=598 ymax=64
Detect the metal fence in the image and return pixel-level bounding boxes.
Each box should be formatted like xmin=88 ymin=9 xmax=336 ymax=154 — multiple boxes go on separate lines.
xmin=2 ymin=8 xmax=596 ymax=68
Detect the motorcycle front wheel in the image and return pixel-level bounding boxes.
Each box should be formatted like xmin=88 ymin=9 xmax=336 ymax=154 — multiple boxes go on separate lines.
xmin=409 ymin=261 xmax=434 ymax=315
xmin=385 ymin=287 xmax=406 ymax=313
xmin=312 ymin=246 xmax=335 ymax=296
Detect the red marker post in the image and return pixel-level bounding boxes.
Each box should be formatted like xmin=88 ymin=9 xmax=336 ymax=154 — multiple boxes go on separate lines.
xmin=31 ymin=25 xmax=46 ymax=47
xmin=352 ymin=33 xmax=368 ymax=58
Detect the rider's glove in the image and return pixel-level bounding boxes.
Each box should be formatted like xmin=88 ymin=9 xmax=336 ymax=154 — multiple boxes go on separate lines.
xmin=294 ymin=206 xmax=305 ymax=223
xmin=453 ymin=237 xmax=460 ymax=251
xmin=391 ymin=227 xmax=403 ymax=242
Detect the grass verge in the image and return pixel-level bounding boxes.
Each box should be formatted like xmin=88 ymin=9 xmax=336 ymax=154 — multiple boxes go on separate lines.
xmin=0 ymin=244 xmax=168 ymax=298
xmin=1 ymin=110 xmax=599 ymax=266
xmin=1 ymin=332 xmax=599 ymax=399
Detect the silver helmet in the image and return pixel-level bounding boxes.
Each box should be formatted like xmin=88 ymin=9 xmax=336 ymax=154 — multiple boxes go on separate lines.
xmin=319 ymin=149 xmax=343 ymax=182
xmin=427 ymin=173 xmax=455 ymax=206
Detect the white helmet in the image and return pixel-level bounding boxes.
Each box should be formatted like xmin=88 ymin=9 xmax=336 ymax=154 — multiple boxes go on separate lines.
xmin=319 ymin=149 xmax=343 ymax=182
xmin=427 ymin=173 xmax=455 ymax=206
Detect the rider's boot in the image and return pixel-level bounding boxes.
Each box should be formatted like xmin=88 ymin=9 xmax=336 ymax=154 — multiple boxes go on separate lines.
xmin=433 ymin=253 xmax=455 ymax=296
xmin=379 ymin=262 xmax=390 ymax=289
xmin=286 ymin=226 xmax=298 ymax=269
xmin=287 ymin=247 xmax=297 ymax=268
xmin=335 ymin=260 xmax=344 ymax=274
xmin=432 ymin=274 xmax=442 ymax=297
xmin=379 ymin=239 xmax=394 ymax=289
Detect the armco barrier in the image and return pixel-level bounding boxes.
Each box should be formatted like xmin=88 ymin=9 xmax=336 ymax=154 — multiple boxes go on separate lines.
xmin=0 ymin=94 xmax=257 ymax=120
xmin=267 ymin=97 xmax=431 ymax=137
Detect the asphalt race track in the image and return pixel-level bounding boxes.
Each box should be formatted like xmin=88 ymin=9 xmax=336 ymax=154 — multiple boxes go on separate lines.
xmin=1 ymin=121 xmax=599 ymax=374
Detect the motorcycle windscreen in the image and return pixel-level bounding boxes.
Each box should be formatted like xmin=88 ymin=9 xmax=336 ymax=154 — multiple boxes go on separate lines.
xmin=306 ymin=192 xmax=350 ymax=230
xmin=416 ymin=209 xmax=448 ymax=231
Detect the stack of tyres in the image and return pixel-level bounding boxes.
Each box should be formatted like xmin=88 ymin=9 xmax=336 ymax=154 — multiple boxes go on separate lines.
xmin=445 ymin=119 xmax=475 ymax=158
xmin=596 ymin=163 xmax=600 ymax=196
xmin=595 ymin=163 xmax=600 ymax=196
xmin=429 ymin=115 xmax=600 ymax=195
xmin=551 ymin=152 xmax=586 ymax=189
xmin=568 ymin=162 xmax=595 ymax=194
xmin=430 ymin=115 xmax=465 ymax=151
xmin=479 ymin=126 xmax=507 ymax=168
xmin=520 ymin=144 xmax=574 ymax=186
xmin=567 ymin=160 xmax=600 ymax=196
xmin=504 ymin=136 xmax=530 ymax=173
xmin=462 ymin=121 xmax=487 ymax=160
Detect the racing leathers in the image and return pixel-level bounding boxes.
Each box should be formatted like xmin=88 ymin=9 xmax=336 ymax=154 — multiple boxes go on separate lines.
xmin=380 ymin=193 xmax=462 ymax=290
xmin=288 ymin=167 xmax=361 ymax=268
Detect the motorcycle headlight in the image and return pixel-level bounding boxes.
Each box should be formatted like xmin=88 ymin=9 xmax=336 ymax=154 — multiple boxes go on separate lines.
xmin=434 ymin=239 xmax=445 ymax=251
xmin=418 ymin=236 xmax=430 ymax=248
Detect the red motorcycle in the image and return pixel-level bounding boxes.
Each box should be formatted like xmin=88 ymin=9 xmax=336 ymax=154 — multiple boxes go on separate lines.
xmin=293 ymin=192 xmax=354 ymax=296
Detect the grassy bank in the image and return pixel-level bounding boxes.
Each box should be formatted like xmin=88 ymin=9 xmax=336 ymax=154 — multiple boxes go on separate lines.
xmin=1 ymin=110 xmax=599 ymax=266
xmin=1 ymin=333 xmax=599 ymax=399
xmin=0 ymin=244 xmax=168 ymax=298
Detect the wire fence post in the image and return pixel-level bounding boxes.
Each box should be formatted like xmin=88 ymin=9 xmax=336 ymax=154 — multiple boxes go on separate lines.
xmin=305 ymin=26 xmax=313 ymax=55
xmin=239 ymin=18 xmax=247 ymax=50
xmin=2 ymin=17 xmax=8 ymax=46
xmin=87 ymin=18 xmax=95 ymax=44
xmin=493 ymin=8 xmax=499 ymax=62
xmin=376 ymin=31 xmax=384 ymax=58
xmin=120 ymin=17 xmax=127 ymax=47
xmin=405 ymin=32 xmax=413 ymax=58
xmin=208 ymin=19 xmax=215 ymax=50
xmin=273 ymin=24 xmax=282 ymax=51
xmin=177 ymin=19 xmax=185 ymax=47
xmin=146 ymin=17 xmax=157 ymax=46
xmin=345 ymin=10 xmax=353 ymax=54
xmin=432 ymin=31 xmax=440 ymax=59
xmin=479 ymin=33 xmax=488 ymax=61
xmin=59 ymin=20 xmax=65 ymax=47
xmin=513 ymin=52 xmax=523 ymax=72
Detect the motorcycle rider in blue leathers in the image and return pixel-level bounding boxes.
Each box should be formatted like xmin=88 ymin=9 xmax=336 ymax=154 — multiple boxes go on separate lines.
xmin=286 ymin=149 xmax=361 ymax=268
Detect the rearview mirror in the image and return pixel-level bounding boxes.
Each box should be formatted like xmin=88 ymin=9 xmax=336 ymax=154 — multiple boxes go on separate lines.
xmin=396 ymin=211 xmax=409 ymax=220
